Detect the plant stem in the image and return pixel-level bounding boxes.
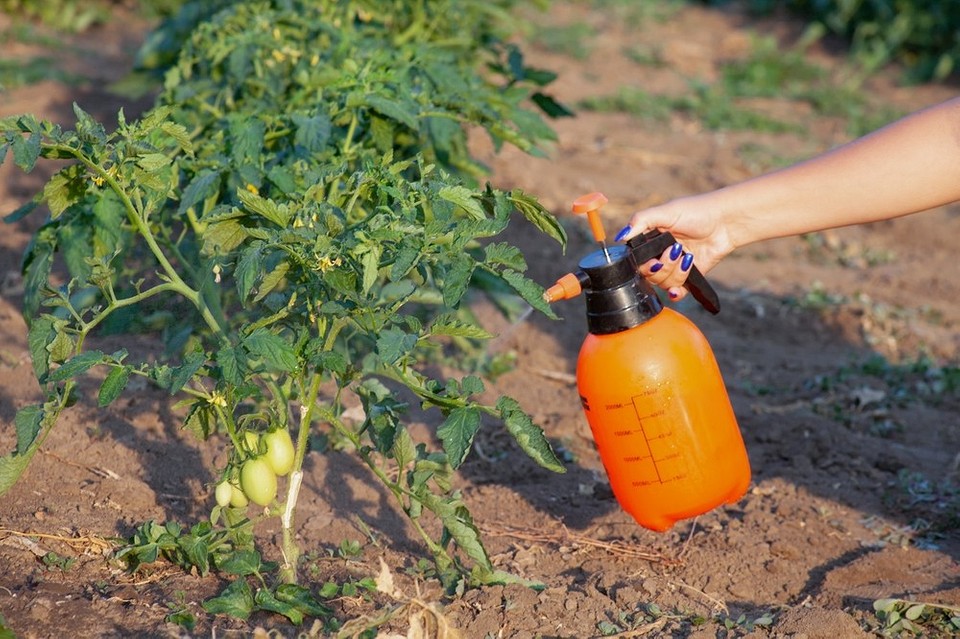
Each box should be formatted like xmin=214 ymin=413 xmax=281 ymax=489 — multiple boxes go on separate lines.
xmin=277 ymin=315 xmax=351 ymax=583
xmin=278 ymin=372 xmax=322 ymax=584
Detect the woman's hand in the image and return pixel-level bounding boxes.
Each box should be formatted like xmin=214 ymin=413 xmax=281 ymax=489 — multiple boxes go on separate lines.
xmin=615 ymin=194 xmax=735 ymax=301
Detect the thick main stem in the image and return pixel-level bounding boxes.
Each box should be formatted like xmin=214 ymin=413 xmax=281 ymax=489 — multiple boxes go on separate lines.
xmin=278 ymin=372 xmax=323 ymax=584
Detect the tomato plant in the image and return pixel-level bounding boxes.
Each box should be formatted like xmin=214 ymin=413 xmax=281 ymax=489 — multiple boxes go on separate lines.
xmin=0 ymin=0 xmax=570 ymax=620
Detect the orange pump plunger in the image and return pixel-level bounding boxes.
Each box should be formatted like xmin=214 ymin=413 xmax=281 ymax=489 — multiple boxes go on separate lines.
xmin=572 ymin=191 xmax=611 ymax=262
xmin=544 ymin=193 xmax=750 ymax=532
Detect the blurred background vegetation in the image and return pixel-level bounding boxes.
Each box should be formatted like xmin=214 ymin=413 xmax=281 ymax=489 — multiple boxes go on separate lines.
xmin=3 ymin=0 xmax=960 ymax=84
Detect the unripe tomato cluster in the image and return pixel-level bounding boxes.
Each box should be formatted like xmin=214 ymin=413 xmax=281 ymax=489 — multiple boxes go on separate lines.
xmin=215 ymin=428 xmax=296 ymax=508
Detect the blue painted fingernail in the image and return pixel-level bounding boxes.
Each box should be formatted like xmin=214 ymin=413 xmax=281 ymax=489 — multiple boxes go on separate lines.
xmin=614 ymin=225 xmax=631 ymax=242
xmin=669 ymin=242 xmax=683 ymax=260
xmin=680 ymin=253 xmax=694 ymax=272
xmin=650 ymin=262 xmax=663 ymax=273
xmin=668 ymin=289 xmax=680 ymax=299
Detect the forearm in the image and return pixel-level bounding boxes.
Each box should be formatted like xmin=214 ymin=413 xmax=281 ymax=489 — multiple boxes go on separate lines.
xmin=710 ymin=97 xmax=960 ymax=249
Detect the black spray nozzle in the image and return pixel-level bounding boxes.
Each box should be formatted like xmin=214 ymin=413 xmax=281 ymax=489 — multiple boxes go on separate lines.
xmin=625 ymin=230 xmax=721 ymax=314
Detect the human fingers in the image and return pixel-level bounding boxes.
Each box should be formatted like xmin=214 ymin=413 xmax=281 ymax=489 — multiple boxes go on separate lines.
xmin=637 ymin=242 xmax=695 ymax=290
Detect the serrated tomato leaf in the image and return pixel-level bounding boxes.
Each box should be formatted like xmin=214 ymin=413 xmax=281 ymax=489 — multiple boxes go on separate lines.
xmin=497 ymin=396 xmax=565 ymax=473
xmin=437 ymin=406 xmax=481 ymax=469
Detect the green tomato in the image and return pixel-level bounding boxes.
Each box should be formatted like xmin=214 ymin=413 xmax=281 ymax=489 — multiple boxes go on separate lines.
xmin=240 ymin=457 xmax=277 ymax=507
xmin=214 ymin=480 xmax=233 ymax=508
xmin=229 ymin=482 xmax=249 ymax=509
xmin=263 ymin=428 xmax=295 ymax=476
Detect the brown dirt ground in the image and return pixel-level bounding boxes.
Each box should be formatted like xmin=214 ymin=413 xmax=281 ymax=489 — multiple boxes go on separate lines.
xmin=1 ymin=2 xmax=959 ymax=638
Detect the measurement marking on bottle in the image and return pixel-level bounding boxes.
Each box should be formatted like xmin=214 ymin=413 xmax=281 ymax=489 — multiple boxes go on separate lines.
xmin=628 ymin=395 xmax=685 ymax=484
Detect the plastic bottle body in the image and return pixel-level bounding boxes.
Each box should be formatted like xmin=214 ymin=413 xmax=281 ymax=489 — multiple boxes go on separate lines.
xmin=576 ymin=308 xmax=750 ymax=531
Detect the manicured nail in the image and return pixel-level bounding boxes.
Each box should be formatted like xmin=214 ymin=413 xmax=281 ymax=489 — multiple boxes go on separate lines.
xmin=680 ymin=253 xmax=694 ymax=272
xmin=668 ymin=289 xmax=680 ymax=299
xmin=669 ymin=242 xmax=683 ymax=260
xmin=650 ymin=262 xmax=664 ymax=273
xmin=614 ymin=225 xmax=632 ymax=242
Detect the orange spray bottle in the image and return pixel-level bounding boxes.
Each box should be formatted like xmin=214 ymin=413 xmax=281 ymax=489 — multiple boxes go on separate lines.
xmin=545 ymin=193 xmax=750 ymax=531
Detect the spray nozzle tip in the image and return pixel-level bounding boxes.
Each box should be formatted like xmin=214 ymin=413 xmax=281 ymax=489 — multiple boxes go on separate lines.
xmin=544 ymin=272 xmax=584 ymax=303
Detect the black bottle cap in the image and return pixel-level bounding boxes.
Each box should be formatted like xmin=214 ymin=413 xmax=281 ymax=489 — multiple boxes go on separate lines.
xmin=578 ymin=246 xmax=662 ymax=335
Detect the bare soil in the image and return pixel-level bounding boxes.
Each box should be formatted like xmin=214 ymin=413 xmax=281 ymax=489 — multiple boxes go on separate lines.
xmin=1 ymin=3 xmax=959 ymax=638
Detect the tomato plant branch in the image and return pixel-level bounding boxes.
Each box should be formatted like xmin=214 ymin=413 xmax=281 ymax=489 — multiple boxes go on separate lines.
xmin=49 ymin=143 xmax=229 ymax=344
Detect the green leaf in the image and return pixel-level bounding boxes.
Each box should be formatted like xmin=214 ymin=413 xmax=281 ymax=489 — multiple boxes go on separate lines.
xmin=390 ymin=239 xmax=423 ymax=281
xmin=177 ymin=533 xmax=210 ymax=576
xmin=428 ymin=313 xmax=493 ymax=340
xmin=510 ymin=189 xmax=567 ymax=248
xmin=0 ymin=402 xmax=54 ymax=495
xmin=471 ymin=567 xmax=545 ymax=590
xmin=27 ymin=316 xmax=55 ymax=380
xmin=14 ymin=404 xmax=43 ymax=456
xmin=235 ymin=245 xmax=263 ymax=300
xmin=498 ymin=268 xmax=556 ymax=319
xmin=274 ymin=583 xmax=332 ymax=618
xmin=159 ymin=121 xmax=193 ymax=155
xmin=874 ymin=599 xmax=899 ymax=613
xmin=0 ymin=451 xmax=37 ymax=496
xmin=419 ymin=492 xmax=491 ymax=571
xmin=91 ymin=189 xmax=126 ymax=257
xmin=437 ymin=407 xmax=481 ymax=469
xmin=3 ymin=198 xmax=38 ymax=223
xmin=183 ymin=402 xmax=216 ymax=440
xmin=376 ymin=327 xmax=417 ymax=365
xmin=0 ymin=611 xmax=17 ymax=639
xmin=243 ymin=329 xmax=298 ymax=372
xmin=47 ymin=350 xmax=106 ymax=383
xmin=292 ymin=113 xmax=331 ymax=152
xmin=238 ymin=188 xmax=292 ymax=227
xmin=73 ymin=102 xmax=106 ymax=144
xmin=904 ymin=604 xmax=925 ymax=620
xmin=532 ymin=92 xmax=575 ymax=118
xmin=441 ymin=255 xmax=475 ymax=308
xmin=203 ymin=217 xmax=248 ymax=255
xmin=483 ymin=242 xmax=527 ymax=271
xmin=254 ymin=588 xmax=304 ymax=625
xmin=217 ymin=549 xmax=262 ymax=576
xmin=311 ymin=349 xmax=347 ymax=375
xmin=42 ymin=165 xmax=87 ymax=219
xmin=392 ymin=426 xmax=416 ymax=470
xmin=98 ymin=366 xmax=131 ymax=407
xmin=137 ymin=153 xmax=171 ymax=173
xmin=178 ymin=170 xmax=221 ymax=216
xmin=497 ymin=396 xmax=565 ymax=473
xmin=357 ymin=244 xmax=382 ymax=295
xmin=46 ymin=329 xmax=73 ymax=364
xmin=364 ymin=94 xmax=418 ymax=130
xmin=168 ymin=349 xmax=206 ymax=394
xmin=229 ymin=117 xmax=265 ymax=164
xmin=439 ymin=185 xmax=486 ymax=221
xmin=12 ymin=130 xmax=41 ymax=171
xmin=253 ymin=260 xmax=289 ymax=303
xmin=21 ymin=225 xmax=55 ymax=320
xmin=203 ymin=578 xmax=254 ymax=620
xmin=216 ymin=346 xmax=244 ymax=386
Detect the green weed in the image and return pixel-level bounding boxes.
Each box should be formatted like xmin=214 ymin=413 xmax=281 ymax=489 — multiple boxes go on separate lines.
xmin=870 ymin=598 xmax=960 ymax=637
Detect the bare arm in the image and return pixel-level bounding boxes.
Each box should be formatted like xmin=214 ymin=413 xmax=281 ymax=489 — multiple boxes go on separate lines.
xmin=618 ymin=96 xmax=960 ymax=298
